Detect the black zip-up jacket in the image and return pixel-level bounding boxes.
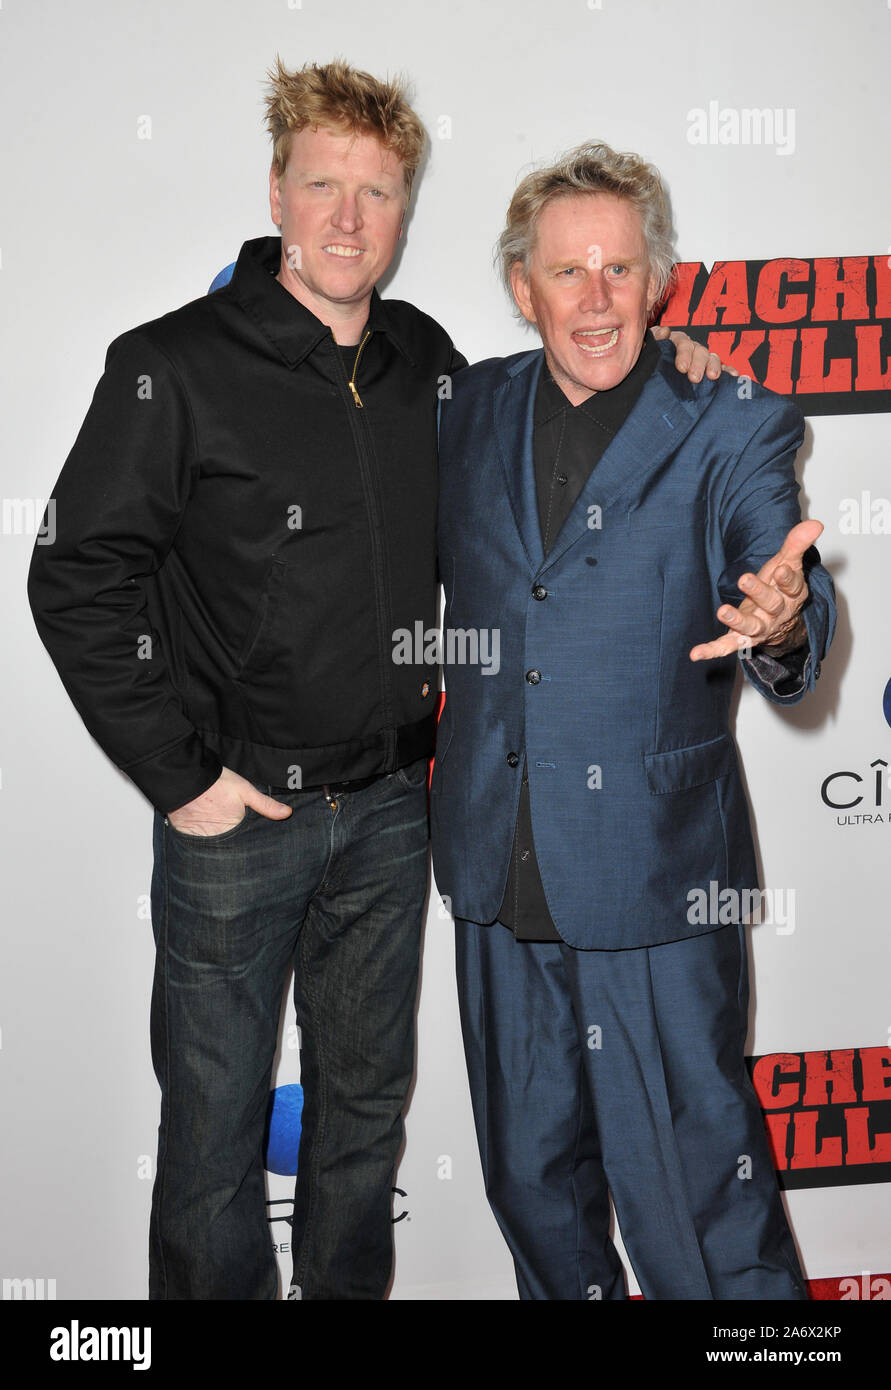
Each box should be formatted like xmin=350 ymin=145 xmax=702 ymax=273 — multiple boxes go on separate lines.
xmin=28 ymin=237 xmax=465 ymax=812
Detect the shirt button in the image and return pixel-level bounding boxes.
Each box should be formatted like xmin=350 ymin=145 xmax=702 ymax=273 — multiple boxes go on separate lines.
xmin=532 ymin=584 xmax=548 ymax=601
xmin=525 ymin=669 xmax=542 ymax=685
xmin=507 ymin=752 xmax=520 ymax=767
xmin=556 ymin=473 xmax=568 ymax=486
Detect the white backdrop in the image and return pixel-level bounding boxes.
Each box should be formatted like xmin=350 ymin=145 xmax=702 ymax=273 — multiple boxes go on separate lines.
xmin=1 ymin=0 xmax=889 ymax=1300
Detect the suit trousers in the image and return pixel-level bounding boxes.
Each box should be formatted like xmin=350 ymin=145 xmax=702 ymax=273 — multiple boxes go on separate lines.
xmin=455 ymin=917 xmax=808 ymax=1300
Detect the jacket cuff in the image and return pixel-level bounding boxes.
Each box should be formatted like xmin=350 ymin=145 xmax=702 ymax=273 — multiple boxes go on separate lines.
xmin=742 ymin=640 xmax=809 ymax=699
xmin=123 ymin=733 xmax=223 ymax=814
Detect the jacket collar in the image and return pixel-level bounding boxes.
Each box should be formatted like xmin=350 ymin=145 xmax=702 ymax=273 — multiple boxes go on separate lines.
xmin=227 ymin=236 xmax=417 ymax=369
xmin=493 ymin=337 xmax=716 ymax=573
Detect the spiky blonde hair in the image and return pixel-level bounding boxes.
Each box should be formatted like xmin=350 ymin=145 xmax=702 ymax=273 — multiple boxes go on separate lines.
xmin=265 ymin=57 xmax=426 ymax=198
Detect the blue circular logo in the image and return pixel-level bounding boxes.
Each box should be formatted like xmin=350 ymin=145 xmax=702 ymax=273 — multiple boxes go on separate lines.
xmin=883 ymin=678 xmax=891 ymax=730
xmin=264 ymin=1084 xmax=303 ymax=1176
xmin=208 ymin=261 xmax=236 ymax=293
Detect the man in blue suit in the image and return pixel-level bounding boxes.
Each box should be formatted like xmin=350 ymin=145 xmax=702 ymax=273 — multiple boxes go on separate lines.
xmin=431 ymin=141 xmax=835 ymax=1300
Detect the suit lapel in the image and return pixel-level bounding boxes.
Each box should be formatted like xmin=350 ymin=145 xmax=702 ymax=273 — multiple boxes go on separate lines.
xmin=492 ymin=350 xmax=545 ymax=571
xmin=539 ymin=350 xmax=716 ymax=575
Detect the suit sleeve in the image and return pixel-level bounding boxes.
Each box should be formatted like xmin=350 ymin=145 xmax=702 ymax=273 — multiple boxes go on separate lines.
xmin=27 ymin=331 xmax=223 ymax=811
xmin=716 ymin=398 xmax=836 ymax=706
xmin=434 ymin=342 xmax=468 ymax=586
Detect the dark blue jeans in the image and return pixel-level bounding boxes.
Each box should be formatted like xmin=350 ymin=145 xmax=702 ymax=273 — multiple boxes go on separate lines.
xmin=148 ymin=760 xmax=430 ymax=1300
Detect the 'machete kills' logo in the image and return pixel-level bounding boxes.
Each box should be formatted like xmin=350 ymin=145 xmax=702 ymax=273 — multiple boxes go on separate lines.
xmin=659 ymin=256 xmax=891 ymax=415
xmin=748 ymin=1046 xmax=891 ymax=1189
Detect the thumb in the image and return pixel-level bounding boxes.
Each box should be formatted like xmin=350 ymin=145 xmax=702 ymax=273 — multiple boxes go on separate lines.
xmin=245 ymin=789 xmax=293 ymax=820
xmin=775 ymin=518 xmax=823 ymax=567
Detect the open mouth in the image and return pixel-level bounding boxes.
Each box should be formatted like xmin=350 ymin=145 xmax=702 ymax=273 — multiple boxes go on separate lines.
xmin=573 ymin=327 xmax=619 ymax=356
xmin=323 ymin=245 xmax=364 ymax=258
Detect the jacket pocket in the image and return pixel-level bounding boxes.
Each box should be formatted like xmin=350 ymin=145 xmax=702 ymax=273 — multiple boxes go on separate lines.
xmin=644 ymin=733 xmax=735 ymax=794
xmin=234 ymin=559 xmax=287 ymax=677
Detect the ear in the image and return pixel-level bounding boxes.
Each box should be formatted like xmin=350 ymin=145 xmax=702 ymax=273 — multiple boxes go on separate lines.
xmin=510 ymin=261 xmax=535 ymax=324
xmin=645 ymin=266 xmax=661 ymax=315
xmin=269 ymin=166 xmax=282 ymax=228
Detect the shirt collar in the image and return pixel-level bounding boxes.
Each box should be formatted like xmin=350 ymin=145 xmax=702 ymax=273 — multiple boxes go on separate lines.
xmin=535 ymin=331 xmax=660 ymax=430
xmin=226 ymin=236 xmax=416 ymax=369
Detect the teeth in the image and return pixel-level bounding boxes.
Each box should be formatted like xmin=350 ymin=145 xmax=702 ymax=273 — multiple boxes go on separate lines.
xmin=575 ymin=328 xmax=619 ymax=355
xmin=324 ymin=245 xmax=362 ymax=257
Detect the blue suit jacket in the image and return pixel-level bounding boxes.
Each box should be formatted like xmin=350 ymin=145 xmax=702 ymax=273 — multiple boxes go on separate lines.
xmin=430 ymin=339 xmax=836 ymax=950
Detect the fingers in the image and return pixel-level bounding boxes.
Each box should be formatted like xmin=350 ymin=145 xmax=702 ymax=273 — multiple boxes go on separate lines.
xmin=690 ymin=631 xmax=749 ymax=662
xmin=692 ymin=585 xmax=804 ymax=661
xmin=737 ymin=571 xmax=789 ymax=613
xmin=221 ymin=766 xmax=291 ymax=819
xmin=665 ymin=329 xmax=701 ymax=380
xmin=716 ymin=601 xmax=764 ymax=639
xmin=692 ymin=588 xmax=789 ymax=661
xmin=758 ymin=562 xmax=806 ymax=603
xmin=244 ymin=789 xmax=293 ymax=820
xmin=656 ymin=328 xmax=726 ymax=382
xmin=690 ymin=519 xmax=822 ymax=664
xmin=677 ymin=341 xmax=724 ymax=382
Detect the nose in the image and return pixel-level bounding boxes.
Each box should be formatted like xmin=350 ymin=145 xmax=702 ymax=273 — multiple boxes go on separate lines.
xmin=332 ymin=189 xmax=362 ymax=233
xmin=579 ymin=270 xmax=612 ymax=315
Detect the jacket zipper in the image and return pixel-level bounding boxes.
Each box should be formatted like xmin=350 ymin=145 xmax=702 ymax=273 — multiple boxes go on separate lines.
xmin=333 ymin=330 xmax=397 ymax=766
xmin=348 ymin=330 xmax=371 ymax=407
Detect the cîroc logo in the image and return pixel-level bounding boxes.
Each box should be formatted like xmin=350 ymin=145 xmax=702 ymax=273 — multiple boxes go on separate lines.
xmin=821 ymin=758 xmax=889 ymax=825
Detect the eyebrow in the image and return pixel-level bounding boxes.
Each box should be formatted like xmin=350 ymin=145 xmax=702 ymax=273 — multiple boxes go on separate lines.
xmin=299 ymin=170 xmax=399 ymax=187
xmin=543 ymin=254 xmax=643 ymax=273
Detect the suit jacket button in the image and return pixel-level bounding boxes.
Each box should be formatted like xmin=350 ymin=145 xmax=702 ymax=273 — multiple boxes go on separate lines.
xmin=507 ymin=752 xmax=520 ymax=767
xmin=525 ymin=669 xmax=542 ymax=685
xmin=532 ymin=584 xmax=548 ymax=600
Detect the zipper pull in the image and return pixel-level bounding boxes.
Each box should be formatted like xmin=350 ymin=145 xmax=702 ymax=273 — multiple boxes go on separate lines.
xmin=348 ymin=329 xmax=371 ymax=408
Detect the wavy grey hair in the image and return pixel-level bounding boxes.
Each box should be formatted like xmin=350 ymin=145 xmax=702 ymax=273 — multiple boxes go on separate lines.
xmin=498 ymin=140 xmax=677 ymax=310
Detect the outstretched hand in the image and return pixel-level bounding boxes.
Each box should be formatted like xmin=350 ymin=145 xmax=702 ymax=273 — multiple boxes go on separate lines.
xmin=689 ymin=519 xmax=823 ymax=662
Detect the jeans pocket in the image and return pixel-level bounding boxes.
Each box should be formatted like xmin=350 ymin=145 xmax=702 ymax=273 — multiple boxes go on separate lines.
xmin=165 ymin=806 xmax=258 ymax=845
xmin=393 ymin=757 xmax=430 ymax=792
